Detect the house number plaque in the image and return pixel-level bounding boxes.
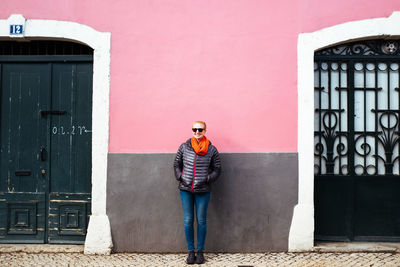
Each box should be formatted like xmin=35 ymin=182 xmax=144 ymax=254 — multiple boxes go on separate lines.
xmin=10 ymin=25 xmax=23 ymax=35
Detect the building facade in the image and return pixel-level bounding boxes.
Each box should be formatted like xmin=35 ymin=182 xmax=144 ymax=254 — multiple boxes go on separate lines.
xmin=0 ymin=0 xmax=399 ymax=254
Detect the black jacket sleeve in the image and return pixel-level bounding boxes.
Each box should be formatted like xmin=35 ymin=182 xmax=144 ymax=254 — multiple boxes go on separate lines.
xmin=207 ymin=147 xmax=221 ymax=183
xmin=173 ymin=144 xmax=184 ymax=181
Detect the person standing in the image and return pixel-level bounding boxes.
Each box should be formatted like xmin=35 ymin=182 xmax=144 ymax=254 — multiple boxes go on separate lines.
xmin=173 ymin=121 xmax=221 ymax=264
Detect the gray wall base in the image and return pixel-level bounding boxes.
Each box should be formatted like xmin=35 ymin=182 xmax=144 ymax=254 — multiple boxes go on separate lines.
xmin=107 ymin=153 xmax=298 ymax=252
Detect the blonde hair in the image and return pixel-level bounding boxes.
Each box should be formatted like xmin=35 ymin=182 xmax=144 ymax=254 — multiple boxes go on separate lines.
xmin=192 ymin=120 xmax=207 ymax=130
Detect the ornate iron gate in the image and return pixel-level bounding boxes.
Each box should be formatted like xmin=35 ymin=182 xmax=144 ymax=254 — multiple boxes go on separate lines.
xmin=314 ymin=40 xmax=400 ymax=241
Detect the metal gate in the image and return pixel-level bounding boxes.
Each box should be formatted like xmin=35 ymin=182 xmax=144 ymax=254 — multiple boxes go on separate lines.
xmin=314 ymin=39 xmax=400 ymax=241
xmin=0 ymin=41 xmax=93 ymax=243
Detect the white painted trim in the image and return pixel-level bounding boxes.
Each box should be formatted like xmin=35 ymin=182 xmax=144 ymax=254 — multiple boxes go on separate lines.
xmin=289 ymin=11 xmax=400 ymax=251
xmin=1 ymin=15 xmax=112 ymax=254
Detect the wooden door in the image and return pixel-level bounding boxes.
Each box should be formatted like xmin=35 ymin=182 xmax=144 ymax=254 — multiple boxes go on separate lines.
xmin=0 ymin=62 xmax=92 ymax=244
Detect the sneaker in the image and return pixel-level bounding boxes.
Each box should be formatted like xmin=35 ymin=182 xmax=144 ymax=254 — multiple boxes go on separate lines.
xmin=186 ymin=250 xmax=196 ymax=264
xmin=196 ymin=250 xmax=205 ymax=264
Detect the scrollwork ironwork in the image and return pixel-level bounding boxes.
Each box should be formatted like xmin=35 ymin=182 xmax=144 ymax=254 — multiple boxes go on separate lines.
xmin=354 ymin=135 xmax=372 ymax=157
xmin=315 ymin=40 xmax=400 ymax=56
xmin=314 ymin=110 xmax=348 ymax=175
xmin=372 ymin=110 xmax=400 ymax=175
xmin=354 ymin=164 xmax=377 ymax=176
xmin=315 ymin=43 xmax=400 ymax=176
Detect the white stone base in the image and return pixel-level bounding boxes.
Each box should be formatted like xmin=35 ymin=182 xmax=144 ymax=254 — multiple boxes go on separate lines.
xmin=288 ymin=204 xmax=314 ymax=252
xmin=84 ymin=215 xmax=113 ymax=255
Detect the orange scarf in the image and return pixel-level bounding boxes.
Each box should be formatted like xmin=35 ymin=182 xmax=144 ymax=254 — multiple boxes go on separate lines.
xmin=191 ymin=136 xmax=210 ymax=155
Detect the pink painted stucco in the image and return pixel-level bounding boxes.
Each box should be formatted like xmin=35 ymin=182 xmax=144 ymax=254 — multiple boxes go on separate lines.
xmin=2 ymin=0 xmax=400 ymax=152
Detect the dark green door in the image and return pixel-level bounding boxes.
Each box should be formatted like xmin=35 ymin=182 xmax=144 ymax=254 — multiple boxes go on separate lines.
xmin=0 ymin=62 xmax=92 ymax=244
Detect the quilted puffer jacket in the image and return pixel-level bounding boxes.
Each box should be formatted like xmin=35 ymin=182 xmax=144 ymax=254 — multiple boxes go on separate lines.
xmin=174 ymin=139 xmax=221 ymax=193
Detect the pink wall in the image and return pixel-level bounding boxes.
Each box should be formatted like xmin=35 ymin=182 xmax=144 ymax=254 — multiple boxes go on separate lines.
xmin=1 ymin=0 xmax=400 ymax=152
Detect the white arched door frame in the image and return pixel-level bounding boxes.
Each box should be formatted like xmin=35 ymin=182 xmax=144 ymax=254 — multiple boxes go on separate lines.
xmin=289 ymin=11 xmax=400 ymax=251
xmin=2 ymin=14 xmax=112 ymax=254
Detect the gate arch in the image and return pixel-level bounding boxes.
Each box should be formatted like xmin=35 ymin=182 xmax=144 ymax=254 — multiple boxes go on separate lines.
xmin=290 ymin=11 xmax=400 ymax=251
xmin=0 ymin=14 xmax=111 ymax=254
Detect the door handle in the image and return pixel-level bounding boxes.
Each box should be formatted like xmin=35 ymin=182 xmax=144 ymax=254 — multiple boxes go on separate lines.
xmin=40 ymin=147 xmax=47 ymax=161
xmin=40 ymin=110 xmax=66 ymax=116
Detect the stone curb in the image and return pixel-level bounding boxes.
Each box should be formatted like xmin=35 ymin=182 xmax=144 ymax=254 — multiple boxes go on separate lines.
xmin=1 ymin=244 xmax=400 ymax=254
xmin=0 ymin=244 xmax=84 ymax=253
xmin=313 ymin=242 xmax=400 ymax=253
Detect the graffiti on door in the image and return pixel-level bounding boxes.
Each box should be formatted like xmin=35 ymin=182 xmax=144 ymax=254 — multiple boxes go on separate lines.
xmin=51 ymin=126 xmax=92 ymax=135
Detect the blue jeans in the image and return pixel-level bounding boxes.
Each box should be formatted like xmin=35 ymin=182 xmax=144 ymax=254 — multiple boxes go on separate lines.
xmin=180 ymin=190 xmax=210 ymax=251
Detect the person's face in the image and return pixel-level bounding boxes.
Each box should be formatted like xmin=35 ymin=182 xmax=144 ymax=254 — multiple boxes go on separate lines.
xmin=192 ymin=122 xmax=206 ymax=140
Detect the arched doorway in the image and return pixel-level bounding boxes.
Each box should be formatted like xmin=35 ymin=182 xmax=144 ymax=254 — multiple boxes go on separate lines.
xmin=290 ymin=12 xmax=400 ymax=251
xmin=0 ymin=40 xmax=93 ymax=243
xmin=0 ymin=15 xmax=112 ymax=254
xmin=314 ymin=39 xmax=400 ymax=241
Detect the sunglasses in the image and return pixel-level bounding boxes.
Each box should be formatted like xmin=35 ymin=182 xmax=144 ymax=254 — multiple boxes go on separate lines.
xmin=192 ymin=128 xmax=204 ymax=133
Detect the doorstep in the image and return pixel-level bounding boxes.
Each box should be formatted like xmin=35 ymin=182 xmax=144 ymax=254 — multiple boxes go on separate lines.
xmin=314 ymin=242 xmax=400 ymax=253
xmin=0 ymin=244 xmax=84 ymax=253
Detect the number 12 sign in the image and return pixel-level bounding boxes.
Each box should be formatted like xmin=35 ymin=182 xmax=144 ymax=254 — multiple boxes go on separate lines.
xmin=10 ymin=25 xmax=23 ymax=35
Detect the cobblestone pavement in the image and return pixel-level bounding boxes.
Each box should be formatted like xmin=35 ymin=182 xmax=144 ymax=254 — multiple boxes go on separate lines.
xmin=0 ymin=252 xmax=400 ymax=267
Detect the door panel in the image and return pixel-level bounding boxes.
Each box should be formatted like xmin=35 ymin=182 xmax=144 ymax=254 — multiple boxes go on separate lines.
xmin=314 ymin=177 xmax=352 ymax=241
xmin=0 ymin=193 xmax=46 ymax=243
xmin=354 ymin=178 xmax=400 ymax=240
xmin=0 ymin=64 xmax=50 ymax=243
xmin=50 ymin=63 xmax=92 ymax=194
xmin=48 ymin=63 xmax=92 ymax=243
xmin=48 ymin=193 xmax=90 ymax=243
